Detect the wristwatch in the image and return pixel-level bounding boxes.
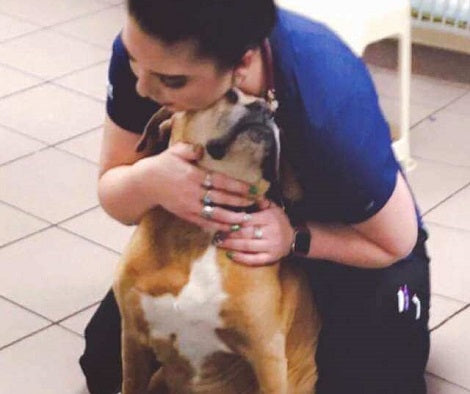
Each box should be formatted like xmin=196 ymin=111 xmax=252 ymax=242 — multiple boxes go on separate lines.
xmin=290 ymin=225 xmax=311 ymax=256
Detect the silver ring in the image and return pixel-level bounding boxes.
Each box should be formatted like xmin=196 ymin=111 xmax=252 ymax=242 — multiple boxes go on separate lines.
xmin=201 ymin=205 xmax=215 ymax=220
xmin=202 ymin=172 xmax=213 ymax=189
xmin=202 ymin=190 xmax=213 ymax=206
xmin=242 ymin=213 xmax=252 ymax=223
xmin=253 ymin=227 xmax=263 ymax=240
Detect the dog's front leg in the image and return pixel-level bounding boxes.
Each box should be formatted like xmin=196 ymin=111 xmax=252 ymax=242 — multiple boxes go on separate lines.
xmin=245 ymin=332 xmax=289 ymax=394
xmin=121 ymin=330 xmax=155 ymax=394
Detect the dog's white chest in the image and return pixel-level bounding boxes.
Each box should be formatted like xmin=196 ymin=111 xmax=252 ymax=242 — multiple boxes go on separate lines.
xmin=140 ymin=245 xmax=231 ymax=372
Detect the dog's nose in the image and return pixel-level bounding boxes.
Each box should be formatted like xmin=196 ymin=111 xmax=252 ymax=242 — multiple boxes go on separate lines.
xmin=206 ymin=140 xmax=226 ymax=160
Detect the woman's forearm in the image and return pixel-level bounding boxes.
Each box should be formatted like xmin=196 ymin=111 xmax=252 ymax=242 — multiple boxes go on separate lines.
xmin=98 ymin=160 xmax=157 ymax=226
xmin=305 ymin=221 xmax=408 ymax=269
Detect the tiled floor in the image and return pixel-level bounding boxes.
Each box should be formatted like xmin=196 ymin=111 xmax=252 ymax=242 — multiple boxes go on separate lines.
xmin=0 ymin=1 xmax=469 ymax=393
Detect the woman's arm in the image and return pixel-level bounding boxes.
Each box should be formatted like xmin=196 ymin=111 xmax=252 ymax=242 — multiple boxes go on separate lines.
xmin=303 ymin=172 xmax=418 ymax=268
xmin=98 ymin=115 xmax=254 ymax=228
xmin=98 ymin=115 xmax=155 ymax=225
xmin=221 ymin=171 xmax=418 ymax=269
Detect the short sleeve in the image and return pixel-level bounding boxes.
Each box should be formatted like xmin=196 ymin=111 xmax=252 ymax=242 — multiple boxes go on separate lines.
xmin=106 ymin=34 xmax=160 ymax=134
xmin=321 ymin=92 xmax=400 ymax=224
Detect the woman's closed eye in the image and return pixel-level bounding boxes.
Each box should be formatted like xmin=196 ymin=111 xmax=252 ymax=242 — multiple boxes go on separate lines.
xmin=157 ymin=75 xmax=188 ymax=89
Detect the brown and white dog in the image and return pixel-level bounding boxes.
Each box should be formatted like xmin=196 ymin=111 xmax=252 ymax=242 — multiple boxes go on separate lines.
xmin=113 ymin=88 xmax=320 ymax=394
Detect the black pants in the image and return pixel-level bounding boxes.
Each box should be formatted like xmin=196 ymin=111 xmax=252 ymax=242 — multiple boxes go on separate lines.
xmin=79 ymin=230 xmax=430 ymax=394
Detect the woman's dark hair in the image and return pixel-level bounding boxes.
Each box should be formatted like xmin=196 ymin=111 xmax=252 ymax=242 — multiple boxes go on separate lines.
xmin=126 ymin=0 xmax=276 ymax=70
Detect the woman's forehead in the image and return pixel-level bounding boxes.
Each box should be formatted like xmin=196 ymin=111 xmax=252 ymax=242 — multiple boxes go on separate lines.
xmin=122 ymin=16 xmax=217 ymax=76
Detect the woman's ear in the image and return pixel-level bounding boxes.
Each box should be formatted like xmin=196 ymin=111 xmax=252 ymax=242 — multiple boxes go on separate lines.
xmin=232 ymin=49 xmax=256 ymax=87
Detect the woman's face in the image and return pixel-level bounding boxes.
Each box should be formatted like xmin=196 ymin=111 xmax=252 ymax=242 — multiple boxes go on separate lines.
xmin=122 ymin=16 xmax=234 ymax=112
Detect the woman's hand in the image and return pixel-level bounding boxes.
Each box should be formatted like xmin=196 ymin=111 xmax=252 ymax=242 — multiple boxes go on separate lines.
xmin=216 ymin=198 xmax=295 ymax=266
xmin=135 ymin=142 xmax=255 ymax=232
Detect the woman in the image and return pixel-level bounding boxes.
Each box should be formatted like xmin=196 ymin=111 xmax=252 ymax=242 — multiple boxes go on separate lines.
xmin=80 ymin=0 xmax=430 ymax=392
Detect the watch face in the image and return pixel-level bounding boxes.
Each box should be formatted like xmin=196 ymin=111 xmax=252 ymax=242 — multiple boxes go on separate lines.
xmin=295 ymin=229 xmax=310 ymax=255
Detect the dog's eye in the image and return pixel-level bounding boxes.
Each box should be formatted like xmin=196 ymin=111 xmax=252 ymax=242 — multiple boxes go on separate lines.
xmin=225 ymin=89 xmax=239 ymax=104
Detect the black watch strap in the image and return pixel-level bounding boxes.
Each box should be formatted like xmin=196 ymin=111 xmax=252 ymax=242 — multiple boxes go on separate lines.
xmin=290 ymin=225 xmax=311 ymax=256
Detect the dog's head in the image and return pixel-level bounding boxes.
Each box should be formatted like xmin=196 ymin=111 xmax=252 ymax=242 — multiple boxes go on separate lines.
xmin=137 ymin=88 xmax=280 ymax=190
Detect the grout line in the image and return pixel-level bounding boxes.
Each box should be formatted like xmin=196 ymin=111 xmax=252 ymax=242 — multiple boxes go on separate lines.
xmin=0 ymin=295 xmax=54 ymax=323
xmin=0 ymin=199 xmax=53 ymax=224
xmin=424 ymin=220 xmax=470 ymax=234
xmin=55 ymin=205 xmax=102 ymax=225
xmin=0 ymin=224 xmax=55 ymax=250
xmin=412 ymin=155 xmax=470 ymax=170
xmin=431 ymin=304 xmax=470 ymax=332
xmin=425 ymin=372 xmax=470 ymax=392
xmin=0 ymin=146 xmax=50 ymax=168
xmin=54 ymin=301 xmax=102 ymax=326
xmin=0 ymin=4 xmax=115 ymax=44
xmin=0 ymin=62 xmax=47 ymax=82
xmin=431 ymin=292 xmax=469 ymax=304
xmin=55 ymin=225 xmax=122 ymax=256
xmin=0 ymin=324 xmax=55 ymax=352
xmin=55 ymin=323 xmax=86 ymax=339
xmin=410 ymin=89 xmax=470 ymax=130
xmin=47 ymin=59 xmax=110 ymax=84
xmin=0 ymin=136 xmax=101 ymax=169
xmin=423 ymin=181 xmax=470 ymax=217
xmin=0 ymin=80 xmax=45 ymax=101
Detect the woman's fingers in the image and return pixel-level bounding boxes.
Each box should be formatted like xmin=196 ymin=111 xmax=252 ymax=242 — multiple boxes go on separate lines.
xmin=220 ymin=238 xmax=269 ymax=253
xmin=199 ymin=189 xmax=253 ymax=208
xmin=198 ymin=170 xmax=258 ymax=199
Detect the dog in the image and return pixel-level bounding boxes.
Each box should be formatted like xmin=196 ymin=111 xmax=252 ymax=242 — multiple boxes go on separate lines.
xmin=113 ymin=88 xmax=320 ymax=393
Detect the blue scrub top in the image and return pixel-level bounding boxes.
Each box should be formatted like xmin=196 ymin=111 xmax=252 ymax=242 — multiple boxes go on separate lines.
xmin=106 ymin=8 xmax=422 ymax=227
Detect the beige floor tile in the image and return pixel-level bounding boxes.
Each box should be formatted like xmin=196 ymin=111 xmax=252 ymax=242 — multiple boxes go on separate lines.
xmin=0 ymin=0 xmax=107 ymax=26
xmin=53 ymin=5 xmax=125 ymax=49
xmin=0 ymin=299 xmax=50 ymax=348
xmin=445 ymin=91 xmax=470 ymax=118
xmin=407 ymin=158 xmax=470 ymax=214
xmin=54 ymin=62 xmax=109 ymax=101
xmin=427 ymin=308 xmax=470 ymax=390
xmin=426 ymin=374 xmax=470 ymax=394
xmin=0 ymin=126 xmax=45 ymax=165
xmin=0 ymin=227 xmax=118 ymax=321
xmin=0 ymin=30 xmax=108 ymax=79
xmin=57 ymin=128 xmax=103 ymax=164
xmin=60 ymin=206 xmax=136 ymax=253
xmin=0 ymin=84 xmax=104 ymax=144
xmin=378 ymin=95 xmax=435 ymax=127
xmin=426 ymin=185 xmax=470 ymax=232
xmin=410 ymin=110 xmax=470 ymax=167
xmin=371 ymin=69 xmax=468 ymax=109
xmin=430 ymin=294 xmax=466 ymax=330
xmin=0 ymin=203 xmax=49 ymax=247
xmin=0 ymin=64 xmax=42 ymax=98
xmin=425 ymin=223 xmax=470 ymax=303
xmin=0 ymin=326 xmax=87 ymax=394
xmin=0 ymin=13 xmax=39 ymax=41
xmin=0 ymin=148 xmax=99 ymax=223
xmin=60 ymin=304 xmax=99 ymax=336
xmin=99 ymin=0 xmax=125 ymax=4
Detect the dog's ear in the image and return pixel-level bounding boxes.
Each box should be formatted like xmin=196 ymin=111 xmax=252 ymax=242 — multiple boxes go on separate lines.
xmin=135 ymin=107 xmax=173 ymax=154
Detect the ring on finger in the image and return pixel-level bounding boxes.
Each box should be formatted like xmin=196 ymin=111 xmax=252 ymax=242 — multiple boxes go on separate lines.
xmin=253 ymin=226 xmax=263 ymax=240
xmin=201 ymin=205 xmax=215 ymax=220
xmin=202 ymin=172 xmax=213 ymax=190
xmin=242 ymin=213 xmax=252 ymax=223
xmin=202 ymin=190 xmax=213 ymax=206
